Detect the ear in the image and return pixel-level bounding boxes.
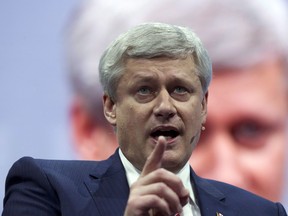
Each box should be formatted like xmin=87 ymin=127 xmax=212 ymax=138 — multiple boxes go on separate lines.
xmin=103 ymin=94 xmax=117 ymax=126
xmin=69 ymin=96 xmax=118 ymax=160
xmin=201 ymin=92 xmax=208 ymax=124
xmin=70 ymin=97 xmax=97 ymax=151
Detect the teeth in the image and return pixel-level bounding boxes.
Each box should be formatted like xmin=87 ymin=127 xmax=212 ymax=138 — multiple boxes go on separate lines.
xmin=151 ymin=130 xmax=179 ymax=139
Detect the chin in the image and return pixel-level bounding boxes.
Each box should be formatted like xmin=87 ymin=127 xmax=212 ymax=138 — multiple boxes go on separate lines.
xmin=162 ymin=152 xmax=187 ymax=172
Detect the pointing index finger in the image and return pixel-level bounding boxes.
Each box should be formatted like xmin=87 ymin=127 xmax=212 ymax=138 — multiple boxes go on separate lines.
xmin=141 ymin=136 xmax=167 ymax=176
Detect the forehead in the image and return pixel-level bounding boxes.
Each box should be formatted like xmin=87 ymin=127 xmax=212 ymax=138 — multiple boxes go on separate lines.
xmin=208 ymin=61 xmax=287 ymax=124
xmin=122 ymin=57 xmax=198 ymax=80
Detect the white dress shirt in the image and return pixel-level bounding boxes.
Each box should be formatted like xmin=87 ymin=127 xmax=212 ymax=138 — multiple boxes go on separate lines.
xmin=119 ymin=149 xmax=201 ymax=215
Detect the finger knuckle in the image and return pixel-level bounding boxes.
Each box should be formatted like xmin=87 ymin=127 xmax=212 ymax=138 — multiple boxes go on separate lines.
xmin=157 ymin=182 xmax=167 ymax=191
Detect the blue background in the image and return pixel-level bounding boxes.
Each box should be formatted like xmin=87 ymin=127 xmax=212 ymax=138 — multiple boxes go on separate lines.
xmin=0 ymin=0 xmax=79 ymax=210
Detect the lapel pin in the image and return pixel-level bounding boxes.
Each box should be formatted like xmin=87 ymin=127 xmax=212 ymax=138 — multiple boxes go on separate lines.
xmin=216 ymin=212 xmax=223 ymax=216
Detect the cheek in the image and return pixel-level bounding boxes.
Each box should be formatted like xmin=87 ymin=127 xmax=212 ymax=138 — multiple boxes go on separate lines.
xmin=182 ymin=105 xmax=203 ymax=130
xmin=116 ymin=103 xmax=148 ymax=134
xmin=116 ymin=109 xmax=134 ymax=137
xmin=240 ymin=136 xmax=286 ymax=181
xmin=239 ymin=141 xmax=286 ymax=200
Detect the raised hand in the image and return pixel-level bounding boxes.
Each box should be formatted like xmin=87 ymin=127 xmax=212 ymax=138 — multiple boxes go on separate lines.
xmin=124 ymin=136 xmax=189 ymax=216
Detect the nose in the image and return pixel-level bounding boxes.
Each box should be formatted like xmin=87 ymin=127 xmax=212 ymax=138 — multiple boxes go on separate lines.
xmin=153 ymin=89 xmax=176 ymax=121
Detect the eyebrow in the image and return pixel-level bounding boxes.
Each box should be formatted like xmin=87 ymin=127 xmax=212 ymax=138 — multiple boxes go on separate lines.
xmin=130 ymin=72 xmax=158 ymax=82
xmin=169 ymin=73 xmax=199 ymax=87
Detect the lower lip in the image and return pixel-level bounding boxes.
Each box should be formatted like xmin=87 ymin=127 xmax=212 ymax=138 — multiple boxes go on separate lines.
xmin=151 ymin=136 xmax=178 ymax=145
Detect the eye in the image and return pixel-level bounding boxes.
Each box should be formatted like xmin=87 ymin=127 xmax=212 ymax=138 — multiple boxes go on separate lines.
xmin=170 ymin=86 xmax=191 ymax=102
xmin=174 ymin=86 xmax=188 ymax=94
xmin=231 ymin=120 xmax=272 ymax=148
xmin=134 ymin=86 xmax=155 ymax=103
xmin=137 ymin=86 xmax=151 ymax=95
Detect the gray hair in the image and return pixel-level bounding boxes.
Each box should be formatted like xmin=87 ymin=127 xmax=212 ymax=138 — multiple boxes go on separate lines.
xmin=99 ymin=22 xmax=212 ymax=101
xmin=142 ymin=0 xmax=288 ymax=69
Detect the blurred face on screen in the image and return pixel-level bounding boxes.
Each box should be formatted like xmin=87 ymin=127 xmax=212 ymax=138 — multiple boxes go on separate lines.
xmin=190 ymin=58 xmax=287 ymax=201
xmin=73 ymin=56 xmax=287 ymax=202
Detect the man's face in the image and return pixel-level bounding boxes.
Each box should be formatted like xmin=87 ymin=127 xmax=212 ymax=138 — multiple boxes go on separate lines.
xmin=190 ymin=58 xmax=287 ymax=201
xmin=106 ymin=57 xmax=207 ymax=173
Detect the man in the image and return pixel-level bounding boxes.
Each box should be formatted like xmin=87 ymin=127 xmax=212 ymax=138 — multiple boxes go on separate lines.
xmin=2 ymin=22 xmax=287 ymax=215
xmin=66 ymin=0 xmax=288 ymax=203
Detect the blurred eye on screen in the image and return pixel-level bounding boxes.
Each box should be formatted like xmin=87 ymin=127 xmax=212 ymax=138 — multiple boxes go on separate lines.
xmin=231 ymin=120 xmax=275 ymax=148
xmin=197 ymin=119 xmax=281 ymax=149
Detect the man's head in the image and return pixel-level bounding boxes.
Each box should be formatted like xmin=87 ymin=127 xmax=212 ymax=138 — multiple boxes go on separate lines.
xmin=99 ymin=23 xmax=212 ymax=172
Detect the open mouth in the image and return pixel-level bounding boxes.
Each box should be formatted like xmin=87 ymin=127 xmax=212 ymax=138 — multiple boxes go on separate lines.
xmin=150 ymin=127 xmax=180 ymax=141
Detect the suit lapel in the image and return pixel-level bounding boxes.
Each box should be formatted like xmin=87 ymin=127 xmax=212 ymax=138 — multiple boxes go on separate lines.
xmin=191 ymin=169 xmax=237 ymax=216
xmin=84 ymin=149 xmax=129 ymax=215
xmin=84 ymin=153 xmax=239 ymax=216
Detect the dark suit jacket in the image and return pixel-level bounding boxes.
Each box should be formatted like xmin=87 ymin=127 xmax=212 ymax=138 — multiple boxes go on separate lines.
xmin=2 ymin=149 xmax=287 ymax=216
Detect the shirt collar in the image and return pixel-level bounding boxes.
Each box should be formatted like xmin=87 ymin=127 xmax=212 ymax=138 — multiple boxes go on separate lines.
xmin=118 ymin=148 xmax=197 ymax=205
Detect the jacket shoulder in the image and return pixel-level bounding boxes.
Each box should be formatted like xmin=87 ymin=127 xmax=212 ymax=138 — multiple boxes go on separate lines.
xmin=7 ymin=156 xmax=98 ymax=181
xmin=2 ymin=157 xmax=101 ymax=216
xmin=203 ymin=178 xmax=287 ymax=215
